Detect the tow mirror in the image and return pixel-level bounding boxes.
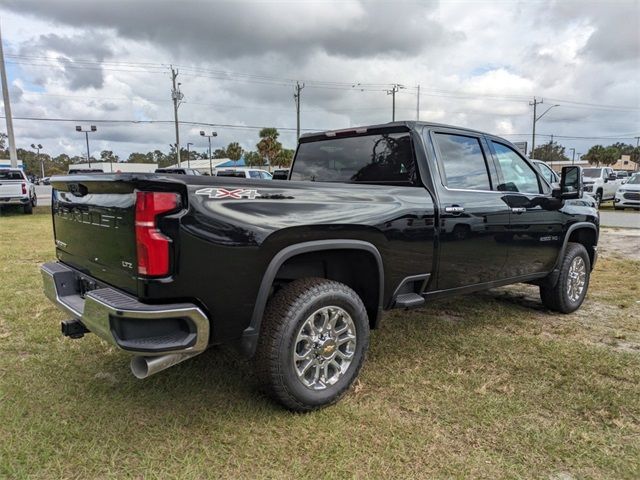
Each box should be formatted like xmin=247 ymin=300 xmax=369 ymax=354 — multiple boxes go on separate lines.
xmin=608 ymin=173 xmax=617 ymax=181
xmin=553 ymin=166 xmax=582 ymax=199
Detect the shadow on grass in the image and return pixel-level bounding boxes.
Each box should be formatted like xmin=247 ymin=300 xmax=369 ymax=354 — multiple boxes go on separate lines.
xmin=0 ymin=205 xmax=50 ymax=217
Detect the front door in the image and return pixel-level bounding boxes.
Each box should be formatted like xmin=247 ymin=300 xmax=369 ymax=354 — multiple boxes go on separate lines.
xmin=430 ymin=131 xmax=511 ymax=290
xmin=488 ymin=140 xmax=563 ymax=277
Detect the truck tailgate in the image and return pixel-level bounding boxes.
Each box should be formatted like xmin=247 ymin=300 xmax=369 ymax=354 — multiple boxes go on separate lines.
xmin=52 ymin=177 xmax=139 ymax=293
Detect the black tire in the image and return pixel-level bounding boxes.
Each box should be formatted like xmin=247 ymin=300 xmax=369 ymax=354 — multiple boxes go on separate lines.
xmin=540 ymin=242 xmax=591 ymax=313
xmin=594 ymin=190 xmax=602 ymax=207
xmin=23 ymin=202 xmax=33 ymax=214
xmin=255 ymin=277 xmax=370 ymax=412
xmin=32 ymin=194 xmax=37 ymax=208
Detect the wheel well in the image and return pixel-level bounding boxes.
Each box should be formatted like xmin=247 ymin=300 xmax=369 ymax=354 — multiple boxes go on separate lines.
xmin=567 ymin=228 xmax=597 ymax=267
xmin=272 ymin=249 xmax=381 ymax=329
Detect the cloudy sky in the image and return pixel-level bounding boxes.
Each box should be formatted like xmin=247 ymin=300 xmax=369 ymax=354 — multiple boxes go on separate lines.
xmin=0 ymin=0 xmax=639 ymax=161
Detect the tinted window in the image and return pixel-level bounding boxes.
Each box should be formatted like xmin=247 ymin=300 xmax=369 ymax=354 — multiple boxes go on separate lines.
xmin=291 ymin=132 xmax=416 ymax=184
xmin=0 ymin=170 xmax=24 ymax=180
xmin=492 ymin=142 xmax=541 ymax=193
xmin=434 ymin=133 xmax=491 ymax=190
xmin=259 ymin=171 xmax=272 ymax=179
xmin=248 ymin=170 xmax=261 ymax=178
xmin=216 ymin=170 xmax=245 ymax=178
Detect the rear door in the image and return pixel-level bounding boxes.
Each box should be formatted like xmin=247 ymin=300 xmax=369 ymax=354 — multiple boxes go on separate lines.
xmin=488 ymin=140 xmax=563 ymax=277
xmin=429 ymin=130 xmax=510 ymax=290
xmin=0 ymin=170 xmax=25 ymax=197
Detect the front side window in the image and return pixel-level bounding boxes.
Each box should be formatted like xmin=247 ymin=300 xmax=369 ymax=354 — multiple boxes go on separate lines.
xmin=290 ymin=132 xmax=416 ymax=184
xmin=249 ymin=170 xmax=261 ymax=179
xmin=537 ymin=162 xmax=557 ymax=184
xmin=492 ymin=142 xmax=541 ymax=194
xmin=433 ymin=133 xmax=491 ymax=190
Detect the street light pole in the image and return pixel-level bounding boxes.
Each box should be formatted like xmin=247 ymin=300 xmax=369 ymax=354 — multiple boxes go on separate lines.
xmin=200 ymin=131 xmax=217 ymax=175
xmin=186 ymin=142 xmax=193 ymax=168
xmin=75 ymin=125 xmax=97 ymax=168
xmin=31 ymin=143 xmax=43 ymax=178
xmin=570 ymin=147 xmax=576 ymax=165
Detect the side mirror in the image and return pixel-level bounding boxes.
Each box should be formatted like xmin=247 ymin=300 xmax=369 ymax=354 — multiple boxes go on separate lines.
xmin=553 ymin=166 xmax=582 ymax=199
xmin=608 ymin=173 xmax=617 ymax=181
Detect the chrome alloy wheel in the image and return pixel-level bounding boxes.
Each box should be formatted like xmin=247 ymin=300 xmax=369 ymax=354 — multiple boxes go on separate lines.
xmin=567 ymin=256 xmax=587 ymax=302
xmin=292 ymin=306 xmax=357 ymax=390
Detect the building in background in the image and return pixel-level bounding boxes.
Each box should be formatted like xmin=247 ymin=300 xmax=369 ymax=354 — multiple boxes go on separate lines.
xmin=611 ymin=155 xmax=639 ymax=172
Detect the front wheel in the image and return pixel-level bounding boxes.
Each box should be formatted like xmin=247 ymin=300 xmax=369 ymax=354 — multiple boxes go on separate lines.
xmin=540 ymin=242 xmax=591 ymax=313
xmin=255 ymin=278 xmax=370 ymax=411
xmin=594 ymin=190 xmax=602 ymax=207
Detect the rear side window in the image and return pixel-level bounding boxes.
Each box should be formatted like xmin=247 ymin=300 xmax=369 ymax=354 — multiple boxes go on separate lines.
xmin=291 ymin=132 xmax=417 ymax=185
xmin=492 ymin=142 xmax=541 ymax=194
xmin=433 ymin=133 xmax=491 ymax=190
xmin=248 ymin=171 xmax=261 ymax=179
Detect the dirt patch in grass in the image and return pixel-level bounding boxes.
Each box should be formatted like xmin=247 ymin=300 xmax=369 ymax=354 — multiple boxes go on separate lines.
xmin=1 ymin=211 xmax=639 ymax=479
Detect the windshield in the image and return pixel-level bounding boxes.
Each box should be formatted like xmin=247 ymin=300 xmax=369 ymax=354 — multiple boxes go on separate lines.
xmin=0 ymin=170 xmax=24 ymax=180
xmin=627 ymin=174 xmax=640 ymax=185
xmin=291 ymin=132 xmax=417 ymax=185
xmin=583 ymin=168 xmax=602 ymax=178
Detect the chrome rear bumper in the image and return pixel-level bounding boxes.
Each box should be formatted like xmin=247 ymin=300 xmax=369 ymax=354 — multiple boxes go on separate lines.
xmin=41 ymin=262 xmax=210 ymax=355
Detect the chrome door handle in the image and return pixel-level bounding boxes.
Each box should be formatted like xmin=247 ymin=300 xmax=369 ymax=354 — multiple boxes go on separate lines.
xmin=511 ymin=207 xmax=527 ymax=213
xmin=445 ymin=206 xmax=465 ymax=214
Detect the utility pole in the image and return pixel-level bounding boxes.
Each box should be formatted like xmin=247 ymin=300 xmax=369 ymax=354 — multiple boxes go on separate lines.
xmin=529 ymin=97 xmax=559 ymax=160
xmin=294 ymin=81 xmax=305 ymax=141
xmin=0 ymin=22 xmax=17 ymax=167
xmin=387 ymin=84 xmax=405 ymax=122
xmin=569 ymin=147 xmax=575 ymax=165
xmin=529 ymin=97 xmax=542 ymax=159
xmin=416 ymin=84 xmax=420 ymax=121
xmin=171 ymin=66 xmax=183 ymax=167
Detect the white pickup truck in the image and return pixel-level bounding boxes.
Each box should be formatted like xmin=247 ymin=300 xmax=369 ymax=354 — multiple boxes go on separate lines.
xmin=0 ymin=168 xmax=37 ymax=214
xmin=582 ymin=166 xmax=620 ymax=206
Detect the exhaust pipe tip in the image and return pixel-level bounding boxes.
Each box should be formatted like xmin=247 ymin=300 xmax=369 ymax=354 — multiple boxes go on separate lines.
xmin=130 ymin=352 xmax=201 ymax=379
xmin=130 ymin=356 xmax=150 ymax=379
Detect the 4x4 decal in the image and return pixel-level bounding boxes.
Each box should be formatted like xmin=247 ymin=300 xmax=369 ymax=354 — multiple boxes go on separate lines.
xmin=195 ymin=187 xmax=260 ymax=200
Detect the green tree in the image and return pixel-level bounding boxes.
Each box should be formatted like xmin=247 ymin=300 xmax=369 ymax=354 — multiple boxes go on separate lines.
xmin=244 ymin=150 xmax=266 ymax=167
xmin=583 ymin=145 xmax=605 ymax=166
xmin=226 ymin=142 xmax=244 ymax=165
xmin=100 ymin=150 xmax=120 ymax=163
xmin=256 ymin=128 xmax=282 ymax=166
xmin=273 ymin=148 xmax=294 ymax=168
xmin=128 ymin=152 xmax=152 ymax=163
xmin=213 ymin=148 xmax=228 ymax=159
xmin=531 ymin=141 xmax=569 ymax=163
xmin=601 ymin=146 xmax=621 ymax=166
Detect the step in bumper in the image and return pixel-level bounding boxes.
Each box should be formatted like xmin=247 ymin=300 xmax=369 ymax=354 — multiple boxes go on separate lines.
xmin=41 ymin=262 xmax=210 ymax=355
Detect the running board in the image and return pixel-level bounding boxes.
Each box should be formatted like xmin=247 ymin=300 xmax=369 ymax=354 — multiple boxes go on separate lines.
xmin=394 ymin=293 xmax=425 ymax=308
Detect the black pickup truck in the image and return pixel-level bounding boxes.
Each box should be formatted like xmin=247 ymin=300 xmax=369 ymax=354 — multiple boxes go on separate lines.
xmin=41 ymin=121 xmax=598 ymax=411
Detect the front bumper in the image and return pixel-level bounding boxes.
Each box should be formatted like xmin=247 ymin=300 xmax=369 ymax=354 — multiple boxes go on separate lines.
xmin=41 ymin=262 xmax=210 ymax=355
xmin=614 ymin=192 xmax=640 ymax=207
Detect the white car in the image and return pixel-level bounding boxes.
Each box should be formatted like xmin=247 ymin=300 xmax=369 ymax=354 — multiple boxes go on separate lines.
xmin=614 ymin=173 xmax=640 ymax=210
xmin=582 ymin=166 xmax=619 ymax=206
xmin=215 ymin=169 xmax=273 ymax=179
xmin=0 ymin=168 xmax=37 ymax=214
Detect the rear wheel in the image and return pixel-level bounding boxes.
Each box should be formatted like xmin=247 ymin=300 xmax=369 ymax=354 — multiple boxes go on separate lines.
xmin=255 ymin=278 xmax=370 ymax=411
xmin=540 ymin=242 xmax=590 ymax=313
xmin=23 ymin=202 xmax=33 ymax=214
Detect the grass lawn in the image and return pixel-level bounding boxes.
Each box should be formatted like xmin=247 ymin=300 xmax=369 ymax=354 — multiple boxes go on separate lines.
xmin=1 ymin=208 xmax=639 ymax=479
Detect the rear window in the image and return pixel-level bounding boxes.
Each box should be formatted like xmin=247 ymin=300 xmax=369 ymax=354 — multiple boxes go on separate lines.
xmin=0 ymin=170 xmax=23 ymax=180
xmin=583 ymin=168 xmax=602 ymax=177
xmin=291 ymin=132 xmax=417 ymax=185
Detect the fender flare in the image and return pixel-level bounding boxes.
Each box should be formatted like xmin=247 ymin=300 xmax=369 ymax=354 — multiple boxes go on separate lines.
xmin=545 ymin=222 xmax=598 ymax=287
xmin=239 ymin=239 xmax=384 ymax=357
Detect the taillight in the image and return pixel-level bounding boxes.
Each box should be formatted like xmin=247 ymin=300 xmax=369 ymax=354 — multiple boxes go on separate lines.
xmin=21 ymin=183 xmax=26 ymax=194
xmin=135 ymin=191 xmax=179 ymax=276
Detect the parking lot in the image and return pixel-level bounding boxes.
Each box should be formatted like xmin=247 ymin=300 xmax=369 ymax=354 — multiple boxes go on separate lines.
xmin=1 ymin=208 xmax=638 ymax=478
